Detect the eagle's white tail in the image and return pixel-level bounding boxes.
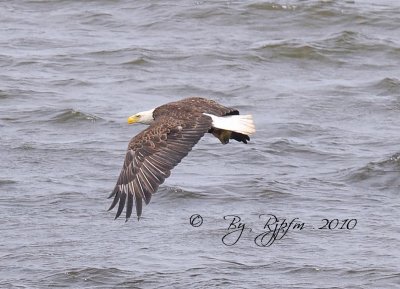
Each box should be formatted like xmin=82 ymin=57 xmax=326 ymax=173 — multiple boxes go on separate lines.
xmin=203 ymin=113 xmax=256 ymax=135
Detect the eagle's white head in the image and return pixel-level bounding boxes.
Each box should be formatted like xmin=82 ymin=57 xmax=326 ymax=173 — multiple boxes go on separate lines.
xmin=127 ymin=108 xmax=155 ymax=125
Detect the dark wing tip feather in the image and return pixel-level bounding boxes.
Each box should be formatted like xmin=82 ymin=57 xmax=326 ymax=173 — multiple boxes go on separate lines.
xmin=115 ymin=191 xmax=126 ymax=219
xmin=108 ymin=191 xmax=120 ymax=211
xmin=108 ymin=186 xmax=118 ymax=199
xmin=125 ymin=192 xmax=134 ymax=222
xmin=135 ymin=196 xmax=143 ymax=219
xmin=143 ymin=192 xmax=152 ymax=205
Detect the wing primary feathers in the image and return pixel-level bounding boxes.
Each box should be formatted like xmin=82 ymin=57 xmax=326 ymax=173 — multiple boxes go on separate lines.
xmin=115 ymin=191 xmax=126 ymax=219
xmin=146 ymin=156 xmax=170 ymax=177
xmin=136 ymin=177 xmax=146 ymax=203
xmin=147 ymin=155 xmax=170 ymax=170
xmin=139 ymin=167 xmax=155 ymax=192
xmin=137 ymin=169 xmax=153 ymax=204
xmin=108 ymin=190 xmax=120 ymax=211
xmin=108 ymin=185 xmax=118 ymax=199
xmin=126 ymin=192 xmax=133 ymax=222
xmin=142 ymin=161 xmax=164 ymax=184
xmin=135 ymin=195 xmax=142 ymax=220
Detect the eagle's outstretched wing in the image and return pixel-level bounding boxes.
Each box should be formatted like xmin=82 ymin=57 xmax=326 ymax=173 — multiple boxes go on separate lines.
xmin=108 ymin=114 xmax=212 ymax=221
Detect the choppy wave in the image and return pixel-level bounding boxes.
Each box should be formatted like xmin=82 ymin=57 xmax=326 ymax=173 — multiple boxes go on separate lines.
xmin=122 ymin=56 xmax=150 ymax=66
xmin=1 ymin=107 xmax=102 ymax=124
xmin=246 ymin=2 xmax=297 ymax=11
xmin=0 ymin=89 xmax=9 ymax=99
xmin=252 ymin=39 xmax=332 ymax=62
xmin=156 ymin=186 xmax=210 ymax=201
xmin=0 ymin=179 xmax=17 ymax=186
xmin=39 ymin=267 xmax=131 ymax=288
xmin=313 ymin=30 xmax=400 ymax=55
xmin=252 ymin=30 xmax=400 ymax=63
xmin=344 ymin=152 xmax=400 ymax=190
xmin=371 ymin=77 xmax=400 ymax=96
xmin=51 ymin=109 xmax=101 ymax=123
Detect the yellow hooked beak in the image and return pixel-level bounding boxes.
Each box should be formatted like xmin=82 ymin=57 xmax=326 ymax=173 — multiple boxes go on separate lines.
xmin=127 ymin=115 xmax=140 ymax=124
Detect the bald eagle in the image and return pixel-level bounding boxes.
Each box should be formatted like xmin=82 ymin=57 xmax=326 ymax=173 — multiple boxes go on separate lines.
xmin=108 ymin=97 xmax=255 ymax=221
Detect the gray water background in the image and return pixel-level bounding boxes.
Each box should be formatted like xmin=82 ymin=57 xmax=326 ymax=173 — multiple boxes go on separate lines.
xmin=1 ymin=0 xmax=400 ymax=288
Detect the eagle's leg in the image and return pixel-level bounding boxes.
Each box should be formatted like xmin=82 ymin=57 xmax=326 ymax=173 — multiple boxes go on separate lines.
xmin=209 ymin=128 xmax=231 ymax=144
xmin=209 ymin=128 xmax=250 ymax=144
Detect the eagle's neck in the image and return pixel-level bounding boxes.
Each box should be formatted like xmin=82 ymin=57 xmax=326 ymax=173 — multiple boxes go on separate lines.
xmin=139 ymin=108 xmax=155 ymax=125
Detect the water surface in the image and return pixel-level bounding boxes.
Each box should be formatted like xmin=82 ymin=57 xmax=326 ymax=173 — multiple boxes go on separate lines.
xmin=1 ymin=1 xmax=400 ymax=288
